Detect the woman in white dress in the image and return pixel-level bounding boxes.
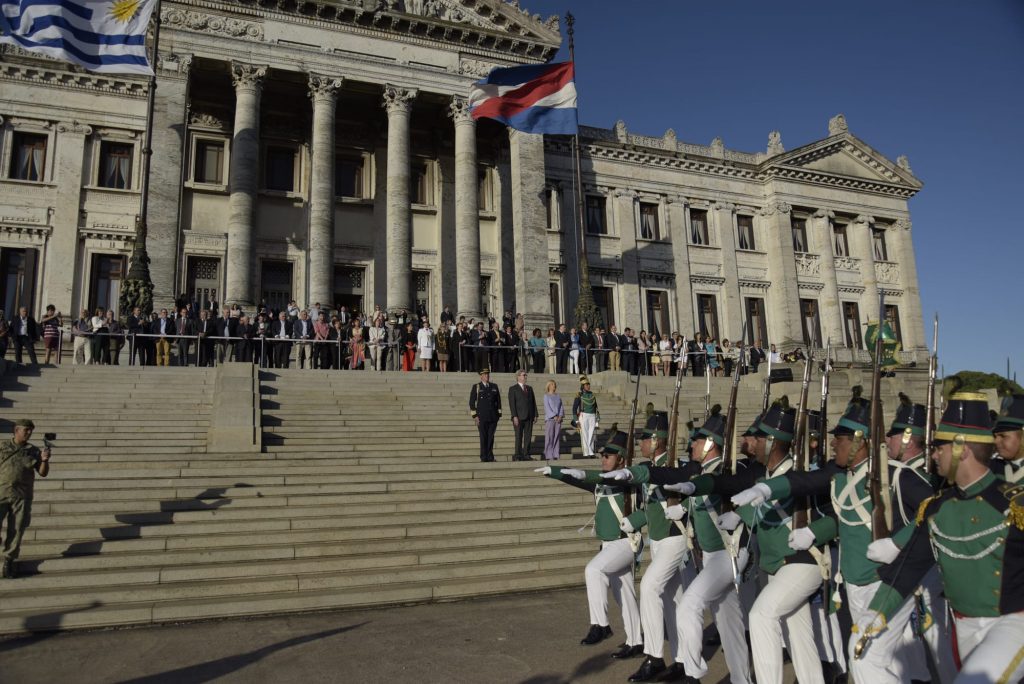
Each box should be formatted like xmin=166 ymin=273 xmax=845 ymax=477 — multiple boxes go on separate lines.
xmin=417 ymin=322 xmax=434 ymax=372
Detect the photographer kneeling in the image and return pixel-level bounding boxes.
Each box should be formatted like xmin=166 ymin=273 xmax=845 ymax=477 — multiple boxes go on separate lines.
xmin=0 ymin=419 xmax=51 ymax=578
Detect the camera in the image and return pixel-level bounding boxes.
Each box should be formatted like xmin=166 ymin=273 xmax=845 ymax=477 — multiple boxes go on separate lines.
xmin=44 ymin=433 xmax=57 ymax=441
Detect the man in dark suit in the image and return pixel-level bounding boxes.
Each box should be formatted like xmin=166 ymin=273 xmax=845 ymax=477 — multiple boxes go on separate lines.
xmin=174 ymin=308 xmax=195 ymax=366
xmin=215 ymin=307 xmax=237 ymax=364
xmin=292 ymin=310 xmax=314 ymax=369
xmin=507 ymin=370 xmax=537 ymax=461
xmin=469 ymin=368 xmax=502 ymax=462
xmin=749 ymin=339 xmax=765 ymax=373
xmin=126 ymin=306 xmax=145 ymax=366
xmin=623 ymin=328 xmax=638 ymax=375
xmin=235 ymin=315 xmax=254 ymax=363
xmin=270 ymin=311 xmax=292 ymax=368
xmin=554 ymin=323 xmax=570 ymax=374
xmin=688 ymin=333 xmax=705 ymax=377
xmin=9 ymin=307 xmax=39 ymax=366
xmin=196 ymin=310 xmax=215 ymax=367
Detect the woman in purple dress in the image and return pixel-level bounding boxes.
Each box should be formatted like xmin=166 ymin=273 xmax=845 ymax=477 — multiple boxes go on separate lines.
xmin=543 ymin=379 xmax=564 ymax=460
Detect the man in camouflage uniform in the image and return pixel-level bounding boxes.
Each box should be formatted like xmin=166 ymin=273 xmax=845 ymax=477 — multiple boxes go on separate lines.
xmin=0 ymin=419 xmax=50 ymax=578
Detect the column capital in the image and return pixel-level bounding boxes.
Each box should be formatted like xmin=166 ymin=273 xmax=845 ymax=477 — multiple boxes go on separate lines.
xmin=308 ymin=74 xmax=344 ymax=102
xmin=760 ymin=200 xmax=791 ymax=217
xmin=382 ymin=84 xmax=417 ymax=114
xmin=714 ymin=201 xmax=736 ymax=213
xmin=231 ymin=62 xmax=267 ymax=92
xmin=56 ymin=120 xmax=93 ymax=136
xmin=448 ymin=95 xmax=474 ymax=124
xmin=852 ymin=214 xmax=875 ymax=225
xmin=893 ymin=217 xmax=912 ymax=231
xmin=812 ymin=207 xmax=835 ymax=219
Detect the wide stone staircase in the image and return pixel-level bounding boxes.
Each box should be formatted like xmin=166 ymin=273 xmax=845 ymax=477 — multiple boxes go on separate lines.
xmin=0 ymin=363 xmax=928 ymax=634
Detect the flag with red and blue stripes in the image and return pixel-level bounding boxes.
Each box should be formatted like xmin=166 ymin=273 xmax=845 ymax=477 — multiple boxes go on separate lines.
xmin=468 ymin=61 xmax=578 ymax=135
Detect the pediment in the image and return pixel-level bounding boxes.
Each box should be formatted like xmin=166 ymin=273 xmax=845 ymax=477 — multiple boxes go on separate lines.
xmin=765 ymin=134 xmax=921 ymax=190
xmin=397 ymin=0 xmax=561 ymax=45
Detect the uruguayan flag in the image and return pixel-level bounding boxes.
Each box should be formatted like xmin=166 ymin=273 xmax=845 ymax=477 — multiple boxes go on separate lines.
xmin=0 ymin=0 xmax=156 ymax=74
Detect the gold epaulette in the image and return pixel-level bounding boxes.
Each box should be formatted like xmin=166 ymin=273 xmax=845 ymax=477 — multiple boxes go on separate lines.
xmin=916 ymin=494 xmax=939 ymax=525
xmin=1003 ymin=483 xmax=1024 ymax=531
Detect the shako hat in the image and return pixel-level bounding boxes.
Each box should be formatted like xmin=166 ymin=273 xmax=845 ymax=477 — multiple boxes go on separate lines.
xmin=579 ymin=375 xmax=591 ymax=387
xmin=697 ymin=405 xmax=727 ymax=447
xmin=934 ymin=392 xmax=993 ymax=445
xmin=756 ymin=397 xmax=796 ymax=442
xmin=641 ymin=411 xmax=669 ymax=440
xmin=889 ymin=392 xmax=927 ymax=437
xmin=994 ymin=394 xmax=1024 ymax=434
xmin=601 ymin=430 xmax=630 ymax=456
xmin=832 ymin=386 xmax=871 ymax=436
xmin=743 ymin=412 xmax=764 ymax=437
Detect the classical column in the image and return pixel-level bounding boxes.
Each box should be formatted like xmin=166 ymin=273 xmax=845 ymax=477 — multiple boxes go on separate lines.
xmin=449 ymin=96 xmax=481 ymax=320
xmin=615 ymin=188 xmax=641 ymax=331
xmin=761 ymin=199 xmax=802 ymax=348
xmin=812 ymin=208 xmax=844 ymax=345
xmin=851 ymin=214 xmax=880 ymax=324
xmin=892 ymin=218 xmax=924 ymax=351
xmin=714 ymin=201 xmax=743 ymax=340
xmin=308 ymin=74 xmax=343 ymax=308
xmin=226 ymin=62 xmax=266 ymax=306
xmin=49 ymin=121 xmax=91 ymax=316
xmin=382 ymin=84 xmax=416 ymax=315
xmin=666 ymin=195 xmax=695 ymax=335
xmin=508 ymin=129 xmax=553 ymax=331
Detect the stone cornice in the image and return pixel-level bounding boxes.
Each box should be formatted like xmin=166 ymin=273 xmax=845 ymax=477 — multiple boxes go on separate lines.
xmin=0 ymin=61 xmax=147 ymax=98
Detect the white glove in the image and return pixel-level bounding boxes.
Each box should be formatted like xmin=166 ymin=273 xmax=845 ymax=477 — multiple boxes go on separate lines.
xmin=619 ymin=518 xmax=635 ymax=533
xmin=731 ymin=482 xmax=772 ymax=508
xmin=716 ymin=511 xmax=742 ymax=531
xmin=854 ymin=610 xmax=888 ymax=639
xmin=663 ymin=482 xmax=695 ymax=496
xmin=533 ymin=466 xmax=552 ymax=476
xmin=867 ymin=537 xmax=901 ymax=565
xmin=561 ymin=468 xmax=586 ymax=480
xmin=600 ymin=468 xmax=633 ymax=481
xmin=664 ymin=504 xmax=685 ymax=521
xmin=787 ymin=527 xmax=816 ymax=551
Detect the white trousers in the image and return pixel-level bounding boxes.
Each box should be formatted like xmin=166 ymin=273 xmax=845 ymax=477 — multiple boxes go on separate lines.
xmin=585 ymin=538 xmax=642 ymax=646
xmin=846 ymin=580 xmax=928 ymax=683
xmin=749 ymin=563 xmax=824 ymax=684
xmin=811 ymin=547 xmax=846 ymax=673
xmin=72 ymin=335 xmax=91 ymax=365
xmin=568 ymin=349 xmax=579 ymax=374
xmin=678 ymin=548 xmax=752 ymax=683
xmin=639 ymin=535 xmax=688 ymax=659
xmin=954 ymin=612 xmax=1024 ymax=683
xmin=578 ymin=413 xmax=597 ymax=457
xmin=917 ymin=566 xmax=957 ymax=684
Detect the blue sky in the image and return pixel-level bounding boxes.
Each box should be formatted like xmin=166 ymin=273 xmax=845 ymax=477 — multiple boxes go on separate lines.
xmin=521 ymin=0 xmax=1023 ymax=378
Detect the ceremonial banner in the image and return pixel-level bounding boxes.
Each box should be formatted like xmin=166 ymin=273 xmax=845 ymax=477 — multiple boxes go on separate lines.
xmin=468 ymin=61 xmax=578 ymax=135
xmin=0 ymin=0 xmax=156 ymax=74
xmin=865 ymin=320 xmax=901 ymax=370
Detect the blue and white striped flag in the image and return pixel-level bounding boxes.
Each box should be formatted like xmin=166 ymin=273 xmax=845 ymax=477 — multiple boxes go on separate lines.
xmin=0 ymin=0 xmax=157 ymax=75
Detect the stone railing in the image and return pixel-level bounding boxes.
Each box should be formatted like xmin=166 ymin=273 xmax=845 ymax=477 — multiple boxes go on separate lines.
xmin=875 ymin=261 xmax=901 ymax=284
xmin=795 ymin=252 xmax=821 ymax=277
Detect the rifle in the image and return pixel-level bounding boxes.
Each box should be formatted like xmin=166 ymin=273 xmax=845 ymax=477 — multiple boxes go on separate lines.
xmin=624 ymin=366 xmax=642 ymax=517
xmin=666 ymin=358 xmax=686 ymax=469
xmin=818 ymin=339 xmax=832 ymax=468
xmin=721 ymin=343 xmax=744 ymax=591
xmin=791 ymin=350 xmax=815 ymax=529
xmin=704 ymin=352 xmax=712 ymax=420
xmin=924 ymin=314 xmax=939 ymax=474
xmin=868 ymin=293 xmax=891 ymax=540
xmin=761 ymin=343 xmax=772 ymax=415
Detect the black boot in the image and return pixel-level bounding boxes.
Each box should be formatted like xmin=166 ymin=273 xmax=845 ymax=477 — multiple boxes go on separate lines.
xmin=580 ymin=624 xmax=613 ymax=645
xmin=628 ymin=656 xmax=666 ymax=682
xmin=1 ymin=558 xmax=13 ymax=579
xmin=662 ymin=663 xmax=697 ymax=682
xmin=610 ymin=643 xmax=644 ymax=659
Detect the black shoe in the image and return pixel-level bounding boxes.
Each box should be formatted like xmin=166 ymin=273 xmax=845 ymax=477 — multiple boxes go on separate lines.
xmin=610 ymin=643 xmax=644 ymax=659
xmin=662 ymin=664 xmax=694 ymax=682
xmin=1 ymin=558 xmax=13 ymax=579
xmin=580 ymin=624 xmax=613 ymax=645
xmin=628 ymin=656 xmax=666 ymax=682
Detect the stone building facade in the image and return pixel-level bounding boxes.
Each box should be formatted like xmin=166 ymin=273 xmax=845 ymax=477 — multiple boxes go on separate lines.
xmin=0 ymin=0 xmax=925 ymax=360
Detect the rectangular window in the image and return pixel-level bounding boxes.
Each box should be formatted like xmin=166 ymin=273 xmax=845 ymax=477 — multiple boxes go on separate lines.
xmin=696 ymin=293 xmax=720 ymax=340
xmin=89 ymin=254 xmax=125 ymax=314
xmin=98 ymin=141 xmax=133 ymax=189
xmin=478 ymin=167 xmax=492 ymax=211
xmin=260 ymin=260 xmax=293 ymax=313
xmin=549 ymin=281 xmax=561 ymax=328
xmin=689 ymin=209 xmax=709 ymax=245
xmin=186 ymin=256 xmax=220 ymax=312
xmin=194 ymin=140 xmax=224 ymax=184
xmin=745 ymin=297 xmax=768 ymax=347
xmin=544 ymin=188 xmax=555 ymax=231
xmin=737 ymin=215 xmax=755 ymax=251
xmin=800 ymin=299 xmax=822 ymax=347
xmin=413 ymin=270 xmax=430 ymax=318
xmin=0 ymin=248 xmax=38 ymax=316
xmin=639 ymin=202 xmax=660 ymax=241
xmin=410 ymin=161 xmax=430 ymax=205
xmin=592 ymin=286 xmax=614 ymax=328
xmin=872 ymin=228 xmax=888 ymax=261
xmin=335 ymin=156 xmax=363 ymax=198
xmin=585 ymin=196 xmax=606 ymax=235
xmin=791 ymin=217 xmax=808 ymax=253
xmin=645 ymin=290 xmax=670 ymax=337
xmin=884 ymin=304 xmax=902 ymax=343
xmin=833 ymin=224 xmax=849 ymax=257
xmin=843 ymin=301 xmax=863 ymax=349
xmin=9 ymin=132 xmax=47 ymax=181
xmin=265 ymin=146 xmax=296 ymax=192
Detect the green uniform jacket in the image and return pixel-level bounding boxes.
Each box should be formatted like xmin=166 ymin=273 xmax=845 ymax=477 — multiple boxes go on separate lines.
xmin=546 ymin=466 xmax=630 ymax=542
xmin=871 ymin=471 xmax=1024 ymax=620
xmin=624 ymin=454 xmax=700 ymax=541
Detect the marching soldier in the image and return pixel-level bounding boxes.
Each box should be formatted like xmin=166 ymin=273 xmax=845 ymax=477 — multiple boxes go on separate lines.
xmin=992 ymin=394 xmax=1024 ymax=483
xmin=534 ymin=431 xmax=643 ymax=652
xmin=572 ymin=376 xmax=600 ymax=458
xmin=601 ymin=412 xmax=700 ymax=682
xmin=859 ymin=392 xmax=1024 ymax=683
xmin=469 ymin=368 xmax=502 ymax=462
xmin=735 ymin=392 xmax=940 ymax=682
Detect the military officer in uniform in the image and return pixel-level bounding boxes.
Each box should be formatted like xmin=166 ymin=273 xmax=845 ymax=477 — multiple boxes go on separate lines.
xmin=0 ymin=419 xmax=50 ymax=578
xmin=860 ymin=392 xmax=1024 ymax=683
xmin=992 ymin=394 xmax=1024 ymax=483
xmin=469 ymin=368 xmax=502 ymax=462
xmin=535 ymin=431 xmax=644 ymax=652
xmin=572 ymin=376 xmax=600 ymax=458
